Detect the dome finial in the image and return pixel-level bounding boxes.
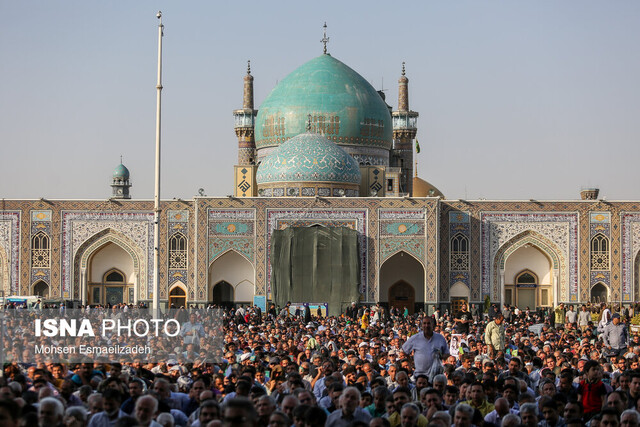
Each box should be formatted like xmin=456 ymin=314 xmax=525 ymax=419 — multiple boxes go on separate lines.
xmin=306 ymin=114 xmax=312 ymax=131
xmin=247 ymin=60 xmax=251 ymax=75
xmin=120 ymin=155 xmax=123 ymax=164
xmin=321 ymin=22 xmax=330 ymax=55
xmin=402 ymin=61 xmax=406 ymax=76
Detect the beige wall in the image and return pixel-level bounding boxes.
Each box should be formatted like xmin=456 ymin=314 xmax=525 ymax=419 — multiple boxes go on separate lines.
xmin=379 ymin=252 xmax=425 ymax=302
xmin=209 ymin=251 xmax=255 ymax=302
xmin=504 ymin=246 xmax=552 ymax=284
xmin=89 ymin=242 xmax=135 ymax=284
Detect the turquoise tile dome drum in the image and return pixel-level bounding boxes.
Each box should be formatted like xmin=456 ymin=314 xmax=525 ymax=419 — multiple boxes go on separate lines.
xmin=113 ymin=163 xmax=130 ymax=179
xmin=256 ymin=133 xmax=361 ymax=185
xmin=254 ymin=55 xmax=392 ymax=160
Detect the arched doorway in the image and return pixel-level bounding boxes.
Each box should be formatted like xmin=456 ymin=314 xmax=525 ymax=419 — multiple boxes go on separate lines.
xmin=212 ymin=281 xmax=234 ymax=306
xmin=450 ymin=282 xmax=470 ymax=314
xmin=87 ymin=242 xmax=135 ymax=306
xmin=33 ymin=281 xmax=49 ymax=298
xmin=503 ymin=245 xmax=553 ymax=310
xmin=169 ymin=283 xmax=187 ymax=308
xmin=208 ymin=250 xmax=254 ymax=306
xmin=379 ymin=251 xmax=425 ymax=314
xmin=591 ymin=283 xmax=608 ymax=304
xmin=388 ymin=281 xmax=415 ymax=315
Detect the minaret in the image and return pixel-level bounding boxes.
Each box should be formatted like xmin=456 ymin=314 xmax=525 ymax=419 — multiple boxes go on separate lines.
xmin=234 ymin=60 xmax=257 ymax=165
xmin=391 ymin=62 xmax=419 ymax=196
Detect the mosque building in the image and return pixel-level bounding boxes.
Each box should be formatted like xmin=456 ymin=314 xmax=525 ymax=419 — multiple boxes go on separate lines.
xmin=1 ymin=43 xmax=638 ymax=316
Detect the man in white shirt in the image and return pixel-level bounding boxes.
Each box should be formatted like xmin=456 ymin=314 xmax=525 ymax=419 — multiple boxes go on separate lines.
xmin=402 ymin=317 xmax=449 ymax=380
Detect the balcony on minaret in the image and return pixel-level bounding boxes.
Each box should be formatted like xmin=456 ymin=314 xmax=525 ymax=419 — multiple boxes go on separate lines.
xmin=233 ymin=108 xmax=256 ymax=128
xmin=391 ymin=110 xmax=418 ymax=131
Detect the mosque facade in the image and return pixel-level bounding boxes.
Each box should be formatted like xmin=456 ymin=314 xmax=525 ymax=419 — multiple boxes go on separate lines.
xmin=2 ymin=51 xmax=639 ymax=315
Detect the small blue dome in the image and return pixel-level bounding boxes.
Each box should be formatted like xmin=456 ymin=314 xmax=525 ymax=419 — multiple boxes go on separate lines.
xmin=256 ymin=133 xmax=361 ymax=185
xmin=113 ymin=163 xmax=130 ymax=179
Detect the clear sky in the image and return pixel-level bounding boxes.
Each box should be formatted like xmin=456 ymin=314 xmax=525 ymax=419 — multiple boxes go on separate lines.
xmin=2 ymin=1 xmax=639 ymax=201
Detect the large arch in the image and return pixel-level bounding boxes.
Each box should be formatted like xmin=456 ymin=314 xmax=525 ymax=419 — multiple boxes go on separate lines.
xmin=379 ymin=251 xmax=425 ymax=314
xmin=75 ymin=229 xmax=144 ymax=305
xmin=208 ymin=250 xmax=254 ymax=305
xmin=32 ymin=280 xmax=49 ymax=297
xmin=450 ymin=281 xmax=470 ymax=315
xmin=169 ymin=282 xmax=187 ymax=308
xmin=503 ymin=245 xmax=553 ymax=310
xmin=590 ymin=282 xmax=608 ymax=304
xmin=87 ymin=245 xmax=135 ymax=306
xmin=495 ymin=230 xmax=564 ymax=306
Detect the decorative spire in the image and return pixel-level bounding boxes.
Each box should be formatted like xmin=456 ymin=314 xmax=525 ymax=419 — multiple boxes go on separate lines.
xmin=247 ymin=60 xmax=251 ymax=75
xmin=321 ymin=22 xmax=329 ymax=55
xmin=415 ymin=160 xmax=418 ymax=177
xmin=307 ymin=114 xmax=312 ymax=131
xmin=402 ymin=62 xmax=406 ymax=76
xmin=120 ymin=155 xmax=123 ymax=164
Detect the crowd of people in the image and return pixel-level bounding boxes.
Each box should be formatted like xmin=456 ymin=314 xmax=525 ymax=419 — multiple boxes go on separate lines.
xmin=0 ymin=300 xmax=639 ymax=427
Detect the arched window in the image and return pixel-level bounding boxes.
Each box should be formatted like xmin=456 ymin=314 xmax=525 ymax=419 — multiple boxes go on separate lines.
xmin=104 ymin=269 xmax=125 ymax=283
xmin=450 ymin=233 xmax=469 ymax=271
xmin=169 ymin=233 xmax=187 ymax=269
xmin=31 ymin=232 xmax=50 ymax=268
xmin=591 ymin=234 xmax=609 ymax=270
xmin=516 ymin=270 xmax=538 ymax=287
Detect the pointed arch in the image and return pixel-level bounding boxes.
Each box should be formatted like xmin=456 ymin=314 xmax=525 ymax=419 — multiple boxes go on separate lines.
xmin=209 ymin=248 xmax=253 ymax=267
xmin=590 ymin=282 xmax=608 ymax=303
xmin=74 ymin=228 xmax=145 ymax=303
xmin=450 ymin=233 xmax=469 ymax=271
xmin=591 ymin=233 xmax=610 ymax=270
xmin=169 ymin=282 xmax=187 ymax=308
xmin=31 ymin=231 xmax=50 ymax=268
xmin=494 ymin=230 xmax=565 ymax=305
xmin=32 ymin=281 xmax=49 ymax=298
xmin=169 ymin=233 xmax=187 ymax=269
xmin=379 ymin=251 xmax=425 ymax=310
xmin=515 ymin=269 xmax=538 ymax=285
xmin=208 ymin=250 xmax=254 ymax=304
xmin=103 ymin=268 xmax=126 ymax=283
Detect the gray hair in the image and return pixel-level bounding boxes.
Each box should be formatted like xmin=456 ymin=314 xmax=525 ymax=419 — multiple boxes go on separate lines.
xmin=401 ymin=402 xmax=420 ymax=414
xmin=455 ymin=403 xmax=474 ymax=418
xmin=520 ymin=402 xmax=539 ymax=415
xmin=64 ymin=406 xmax=87 ymax=422
xmin=342 ymin=386 xmax=361 ymax=401
xmin=621 ymin=410 xmax=640 ymax=425
xmin=39 ymin=397 xmax=64 ymax=418
xmin=156 ymin=412 xmax=175 ymax=427
xmin=432 ymin=410 xmax=452 ymax=426
xmin=502 ymin=413 xmax=522 ymax=427
xmin=433 ymin=374 xmax=447 ymax=385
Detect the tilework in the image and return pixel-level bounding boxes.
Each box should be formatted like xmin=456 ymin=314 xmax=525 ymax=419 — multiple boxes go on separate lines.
xmin=30 ymin=210 xmax=52 ymax=288
xmin=481 ymin=212 xmax=578 ymax=302
xmin=61 ymin=211 xmax=154 ymax=300
xmin=207 ymin=209 xmax=257 ymax=300
xmin=167 ymin=210 xmax=190 ymax=290
xmin=168 ymin=210 xmax=189 ymax=223
xmin=380 ymin=239 xmax=424 ymax=263
xmin=0 ymin=211 xmax=21 ymax=295
xmin=591 ymin=271 xmax=610 ymax=287
xmin=266 ymin=209 xmax=368 ymax=294
xmin=256 ymin=133 xmax=361 ymax=185
xmin=620 ymin=213 xmax=640 ymax=302
xmin=31 ymin=210 xmax=52 ymax=222
xmin=447 ymin=210 xmax=471 ymax=299
xmin=380 ymin=222 xmax=424 ymax=237
xmin=425 ymin=202 xmax=439 ymax=302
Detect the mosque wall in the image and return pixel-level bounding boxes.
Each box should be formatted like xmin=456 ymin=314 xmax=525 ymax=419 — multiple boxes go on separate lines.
xmin=1 ymin=198 xmax=640 ymax=310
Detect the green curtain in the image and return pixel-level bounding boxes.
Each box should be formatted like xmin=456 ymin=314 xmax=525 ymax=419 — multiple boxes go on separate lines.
xmin=271 ymin=225 xmax=360 ymax=316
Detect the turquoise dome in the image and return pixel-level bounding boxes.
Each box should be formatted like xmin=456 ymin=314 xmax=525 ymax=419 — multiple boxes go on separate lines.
xmin=255 ymin=55 xmax=392 ymax=157
xmin=256 ymin=133 xmax=361 ymax=185
xmin=113 ymin=163 xmax=130 ymax=180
